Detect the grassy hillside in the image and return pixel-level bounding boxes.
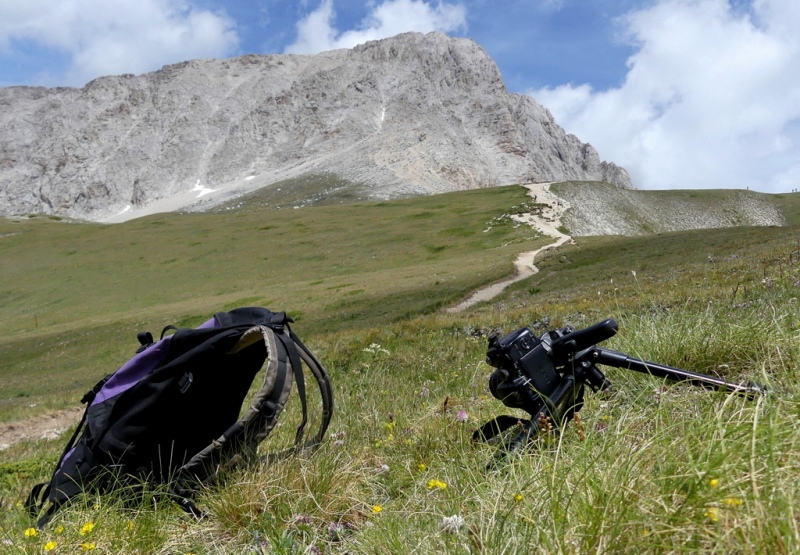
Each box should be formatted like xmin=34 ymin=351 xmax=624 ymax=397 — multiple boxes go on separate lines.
xmin=0 ymin=186 xmax=544 ymax=420
xmin=1 ymin=184 xmax=799 ymax=554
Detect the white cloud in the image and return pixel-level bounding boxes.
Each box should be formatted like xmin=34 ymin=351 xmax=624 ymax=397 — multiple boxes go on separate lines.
xmin=529 ymin=0 xmax=800 ymax=192
xmin=284 ymin=0 xmax=467 ymax=54
xmin=0 ymin=0 xmax=239 ymax=86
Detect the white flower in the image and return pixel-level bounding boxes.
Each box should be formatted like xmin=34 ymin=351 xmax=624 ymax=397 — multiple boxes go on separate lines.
xmin=439 ymin=515 xmax=465 ymax=534
xmin=362 ymin=343 xmax=390 ymax=355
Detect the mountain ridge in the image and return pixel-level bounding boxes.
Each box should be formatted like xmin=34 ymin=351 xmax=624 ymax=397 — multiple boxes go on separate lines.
xmin=0 ymin=32 xmax=630 ymax=221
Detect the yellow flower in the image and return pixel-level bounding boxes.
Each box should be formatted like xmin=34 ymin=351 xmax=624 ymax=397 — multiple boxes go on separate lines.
xmin=372 ymin=505 xmax=383 ymax=514
xmin=708 ymin=478 xmax=719 ymax=488
xmin=427 ymin=479 xmax=447 ymax=490
xmin=44 ymin=541 xmax=58 ymax=551
xmin=417 ymin=463 xmax=427 ymax=472
xmin=704 ymin=507 xmax=719 ymax=522
xmin=23 ymin=527 xmax=38 ymax=538
xmin=54 ymin=525 xmax=65 ymax=534
xmin=80 ymin=542 xmax=96 ymax=551
xmin=514 ymin=493 xmax=524 ymax=502
xmin=80 ymin=522 xmax=95 ymax=535
xmin=722 ymin=497 xmax=743 ymax=507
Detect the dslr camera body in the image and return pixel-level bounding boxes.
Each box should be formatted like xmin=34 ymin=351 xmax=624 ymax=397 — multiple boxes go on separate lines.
xmin=487 ymin=326 xmax=579 ymax=421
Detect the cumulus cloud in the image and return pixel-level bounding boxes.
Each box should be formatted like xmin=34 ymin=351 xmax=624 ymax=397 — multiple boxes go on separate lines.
xmin=0 ymin=0 xmax=239 ymax=87
xmin=530 ymin=0 xmax=800 ymax=192
xmin=284 ymin=0 xmax=467 ymax=54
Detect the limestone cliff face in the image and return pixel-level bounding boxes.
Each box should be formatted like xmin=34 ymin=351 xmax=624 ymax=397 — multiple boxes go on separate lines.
xmin=0 ymin=32 xmax=631 ymax=220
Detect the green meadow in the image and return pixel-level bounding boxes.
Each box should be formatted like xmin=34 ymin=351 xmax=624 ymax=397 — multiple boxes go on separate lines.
xmin=1 ymin=183 xmax=799 ymax=554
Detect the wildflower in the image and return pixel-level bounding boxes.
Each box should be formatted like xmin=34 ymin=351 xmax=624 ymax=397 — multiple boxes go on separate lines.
xmin=514 ymin=493 xmax=524 ymax=502
xmin=328 ymin=522 xmax=345 ymax=542
xmin=372 ymin=505 xmax=383 ymax=514
xmin=54 ymin=526 xmax=64 ymax=535
xmin=722 ymin=497 xmax=743 ymax=507
xmin=80 ymin=522 xmax=95 ymax=535
xmin=79 ymin=542 xmax=96 ymax=551
xmin=44 ymin=542 xmax=58 ymax=551
xmin=455 ymin=410 xmax=468 ymax=423
xmin=439 ymin=515 xmax=465 ymax=534
xmin=704 ymin=507 xmax=719 ymax=522
xmin=427 ymin=479 xmax=447 ymax=490
xmin=708 ymin=478 xmax=719 ymax=488
xmin=417 ymin=463 xmax=427 ymax=472
xmin=363 ymin=343 xmax=390 ymax=355
xmin=24 ymin=528 xmax=38 ymax=538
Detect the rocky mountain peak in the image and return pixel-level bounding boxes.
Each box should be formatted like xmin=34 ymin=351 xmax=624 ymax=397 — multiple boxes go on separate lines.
xmin=0 ymin=32 xmax=631 ymax=221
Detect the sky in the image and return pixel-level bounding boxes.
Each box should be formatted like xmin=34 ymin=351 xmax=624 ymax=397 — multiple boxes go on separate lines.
xmin=1 ymin=0 xmax=798 ymax=193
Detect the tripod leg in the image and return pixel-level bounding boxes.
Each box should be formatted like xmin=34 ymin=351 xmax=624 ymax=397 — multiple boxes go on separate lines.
xmin=486 ymin=417 xmax=541 ymax=470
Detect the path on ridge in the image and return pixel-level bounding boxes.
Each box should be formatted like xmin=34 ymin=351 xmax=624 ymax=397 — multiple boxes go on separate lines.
xmin=445 ymin=182 xmax=572 ymax=313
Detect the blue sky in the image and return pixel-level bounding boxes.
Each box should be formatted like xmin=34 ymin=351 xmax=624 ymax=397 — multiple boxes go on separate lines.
xmin=1 ymin=0 xmax=798 ymax=193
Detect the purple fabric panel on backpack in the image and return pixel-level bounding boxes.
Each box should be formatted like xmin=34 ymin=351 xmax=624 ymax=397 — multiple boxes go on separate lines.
xmin=91 ymin=315 xmax=220 ymax=405
xmin=91 ymin=337 xmax=173 ymax=406
xmin=197 ymin=315 xmax=219 ymax=329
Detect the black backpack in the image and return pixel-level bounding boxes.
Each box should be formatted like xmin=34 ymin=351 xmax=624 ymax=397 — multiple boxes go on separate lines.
xmin=26 ymin=307 xmax=334 ymax=526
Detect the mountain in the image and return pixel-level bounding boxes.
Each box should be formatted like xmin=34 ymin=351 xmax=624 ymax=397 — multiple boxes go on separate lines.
xmin=0 ymin=32 xmax=631 ymax=222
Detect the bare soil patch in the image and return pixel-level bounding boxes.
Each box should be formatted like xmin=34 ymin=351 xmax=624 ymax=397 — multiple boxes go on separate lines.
xmin=0 ymin=407 xmax=83 ymax=451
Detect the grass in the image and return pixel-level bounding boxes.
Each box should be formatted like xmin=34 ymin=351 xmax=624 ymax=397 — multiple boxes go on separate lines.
xmin=1 ymin=184 xmax=800 ymax=553
xmin=0 ymin=185 xmax=543 ymax=421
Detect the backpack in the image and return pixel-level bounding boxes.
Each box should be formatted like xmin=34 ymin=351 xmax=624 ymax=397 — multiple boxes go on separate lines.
xmin=26 ymin=307 xmax=334 ymax=527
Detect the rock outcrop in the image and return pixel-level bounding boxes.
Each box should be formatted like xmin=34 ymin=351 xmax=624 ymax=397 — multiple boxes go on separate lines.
xmin=0 ymin=32 xmax=631 ymax=221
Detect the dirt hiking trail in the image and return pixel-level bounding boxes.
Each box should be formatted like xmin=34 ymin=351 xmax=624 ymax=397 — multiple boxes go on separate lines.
xmin=445 ymin=182 xmax=572 ymax=313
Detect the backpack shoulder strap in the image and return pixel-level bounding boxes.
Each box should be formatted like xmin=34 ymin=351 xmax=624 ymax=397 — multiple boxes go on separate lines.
xmin=287 ymin=328 xmax=334 ymax=449
xmin=172 ymin=323 xmax=333 ymax=500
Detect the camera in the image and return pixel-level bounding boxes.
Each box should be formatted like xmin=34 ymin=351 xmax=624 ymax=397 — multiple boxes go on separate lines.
xmin=486 ymin=327 xmax=560 ymax=412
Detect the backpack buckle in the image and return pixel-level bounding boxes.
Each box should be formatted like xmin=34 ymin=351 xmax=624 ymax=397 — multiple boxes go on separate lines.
xmin=178 ymin=372 xmax=194 ymax=394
